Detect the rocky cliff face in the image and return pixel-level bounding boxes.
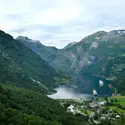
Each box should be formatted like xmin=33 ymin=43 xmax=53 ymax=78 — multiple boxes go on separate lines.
xmin=51 ymin=30 xmax=125 ymax=77
xmin=17 ymin=29 xmax=125 ymax=77
xmin=16 ymin=36 xmax=58 ymax=63
xmin=17 ymin=30 xmax=125 ymax=94
xmin=63 ymin=42 xmax=77 ymax=50
xmin=0 ymin=30 xmax=60 ymax=94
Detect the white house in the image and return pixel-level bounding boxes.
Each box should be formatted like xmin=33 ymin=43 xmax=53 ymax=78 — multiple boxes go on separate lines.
xmin=67 ymin=105 xmax=74 ymax=113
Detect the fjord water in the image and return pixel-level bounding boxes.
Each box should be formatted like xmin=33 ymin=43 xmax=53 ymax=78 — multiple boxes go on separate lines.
xmin=48 ymin=86 xmax=93 ymax=99
xmin=48 ymin=74 xmax=112 ymax=99
xmin=73 ymin=74 xmax=112 ymax=95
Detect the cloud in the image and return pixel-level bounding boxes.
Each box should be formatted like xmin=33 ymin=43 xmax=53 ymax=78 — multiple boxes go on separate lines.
xmin=0 ymin=0 xmax=125 ymax=48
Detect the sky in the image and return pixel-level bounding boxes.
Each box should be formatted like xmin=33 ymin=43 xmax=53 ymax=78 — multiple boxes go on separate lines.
xmin=0 ymin=0 xmax=125 ymax=48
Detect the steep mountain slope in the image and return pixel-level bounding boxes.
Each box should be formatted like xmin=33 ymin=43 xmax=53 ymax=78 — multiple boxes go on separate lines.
xmin=0 ymin=30 xmax=59 ymax=94
xmin=52 ymin=30 xmax=125 ymax=94
xmin=63 ymin=42 xmax=77 ymax=50
xmin=0 ymin=30 xmax=88 ymax=125
xmin=17 ymin=30 xmax=125 ymax=94
xmin=17 ymin=36 xmax=58 ymax=63
xmin=0 ymin=85 xmax=88 ymax=125
xmin=19 ymin=30 xmax=125 ymax=77
xmin=55 ymin=30 xmax=125 ymax=94
xmin=52 ymin=30 xmax=125 ymax=76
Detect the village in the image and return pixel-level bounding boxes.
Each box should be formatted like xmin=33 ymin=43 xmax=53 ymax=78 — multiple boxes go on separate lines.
xmin=57 ymin=87 xmax=125 ymax=124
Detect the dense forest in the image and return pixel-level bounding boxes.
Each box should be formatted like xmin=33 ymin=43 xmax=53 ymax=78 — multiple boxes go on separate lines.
xmin=0 ymin=84 xmax=88 ymax=125
xmin=18 ymin=30 xmax=125 ymax=95
xmin=0 ymin=30 xmax=87 ymax=125
xmin=1 ymin=30 xmax=125 ymax=125
xmin=0 ymin=30 xmax=71 ymax=94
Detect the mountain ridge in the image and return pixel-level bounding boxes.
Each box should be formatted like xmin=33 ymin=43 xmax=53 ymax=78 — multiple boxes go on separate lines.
xmin=16 ymin=36 xmax=58 ymax=63
xmin=17 ymin=29 xmax=125 ymax=94
xmin=63 ymin=42 xmax=77 ymax=50
xmin=0 ymin=30 xmax=60 ymax=94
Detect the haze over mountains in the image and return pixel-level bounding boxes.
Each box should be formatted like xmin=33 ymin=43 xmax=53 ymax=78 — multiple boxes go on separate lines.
xmin=1 ymin=29 xmax=125 ymax=124
xmin=0 ymin=30 xmax=90 ymax=125
xmin=17 ymin=29 xmax=125 ymax=95
xmin=1 ymin=0 xmax=125 ymax=124
xmin=17 ymin=30 xmax=125 ymax=74
xmin=16 ymin=36 xmax=58 ymax=63
xmin=0 ymin=29 xmax=125 ymax=94
xmin=0 ymin=30 xmax=71 ymax=94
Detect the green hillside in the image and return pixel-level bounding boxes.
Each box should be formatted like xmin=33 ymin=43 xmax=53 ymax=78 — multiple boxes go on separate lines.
xmin=0 ymin=30 xmax=59 ymax=94
xmin=16 ymin=30 xmax=125 ymax=95
xmin=16 ymin=36 xmax=58 ymax=63
xmin=0 ymin=85 xmax=88 ymax=125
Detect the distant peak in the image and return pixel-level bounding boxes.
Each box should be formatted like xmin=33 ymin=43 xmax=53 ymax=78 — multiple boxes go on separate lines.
xmin=110 ymin=29 xmax=125 ymax=34
xmin=93 ymin=31 xmax=107 ymax=36
xmin=16 ymin=36 xmax=40 ymax=43
xmin=0 ymin=30 xmax=5 ymax=33
xmin=67 ymin=42 xmax=77 ymax=46
xmin=63 ymin=42 xmax=77 ymax=49
xmin=17 ymin=36 xmax=28 ymax=39
xmin=0 ymin=30 xmax=13 ymax=40
xmin=112 ymin=29 xmax=125 ymax=32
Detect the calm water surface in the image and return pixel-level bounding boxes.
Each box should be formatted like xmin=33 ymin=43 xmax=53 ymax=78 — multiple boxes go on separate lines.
xmin=48 ymin=86 xmax=93 ymax=99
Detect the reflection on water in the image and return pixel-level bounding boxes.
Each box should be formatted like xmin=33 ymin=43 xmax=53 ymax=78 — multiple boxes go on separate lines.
xmin=48 ymin=74 xmax=112 ymax=99
xmin=48 ymin=86 xmax=93 ymax=99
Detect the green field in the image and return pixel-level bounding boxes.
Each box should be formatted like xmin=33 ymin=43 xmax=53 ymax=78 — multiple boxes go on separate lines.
xmin=97 ymin=96 xmax=125 ymax=103
xmin=108 ymin=106 xmax=125 ymax=114
xmin=97 ymin=96 xmax=125 ymax=114
xmin=109 ymin=96 xmax=125 ymax=107
xmin=81 ymin=109 xmax=91 ymax=116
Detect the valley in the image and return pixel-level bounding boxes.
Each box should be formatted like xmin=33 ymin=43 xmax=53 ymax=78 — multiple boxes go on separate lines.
xmin=48 ymin=86 xmax=93 ymax=99
xmin=1 ymin=0 xmax=125 ymax=125
xmin=17 ymin=30 xmax=125 ymax=95
xmin=0 ymin=29 xmax=125 ymax=125
xmin=56 ymin=96 xmax=125 ymax=125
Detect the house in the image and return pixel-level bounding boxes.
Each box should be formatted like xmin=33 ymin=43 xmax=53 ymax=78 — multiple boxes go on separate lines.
xmin=89 ymin=102 xmax=99 ymax=108
xmin=98 ymin=101 xmax=107 ymax=105
xmin=116 ymin=115 xmax=120 ymax=119
xmin=67 ymin=104 xmax=74 ymax=113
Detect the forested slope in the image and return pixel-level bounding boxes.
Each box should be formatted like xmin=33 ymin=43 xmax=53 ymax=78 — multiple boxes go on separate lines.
xmin=0 ymin=30 xmax=59 ymax=94
xmin=0 ymin=85 xmax=88 ymax=125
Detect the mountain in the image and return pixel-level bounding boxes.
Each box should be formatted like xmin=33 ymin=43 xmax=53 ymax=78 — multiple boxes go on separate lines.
xmin=63 ymin=42 xmax=77 ymax=50
xmin=16 ymin=36 xmax=58 ymax=63
xmin=0 ymin=84 xmax=88 ymax=125
xmin=52 ymin=30 xmax=125 ymax=75
xmin=52 ymin=30 xmax=125 ymax=94
xmin=18 ymin=30 xmax=125 ymax=76
xmin=0 ymin=30 xmax=88 ymax=125
xmin=0 ymin=30 xmax=60 ymax=94
xmin=17 ymin=30 xmax=125 ymax=95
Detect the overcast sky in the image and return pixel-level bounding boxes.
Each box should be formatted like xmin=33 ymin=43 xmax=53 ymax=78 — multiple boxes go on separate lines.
xmin=0 ymin=0 xmax=125 ymax=48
